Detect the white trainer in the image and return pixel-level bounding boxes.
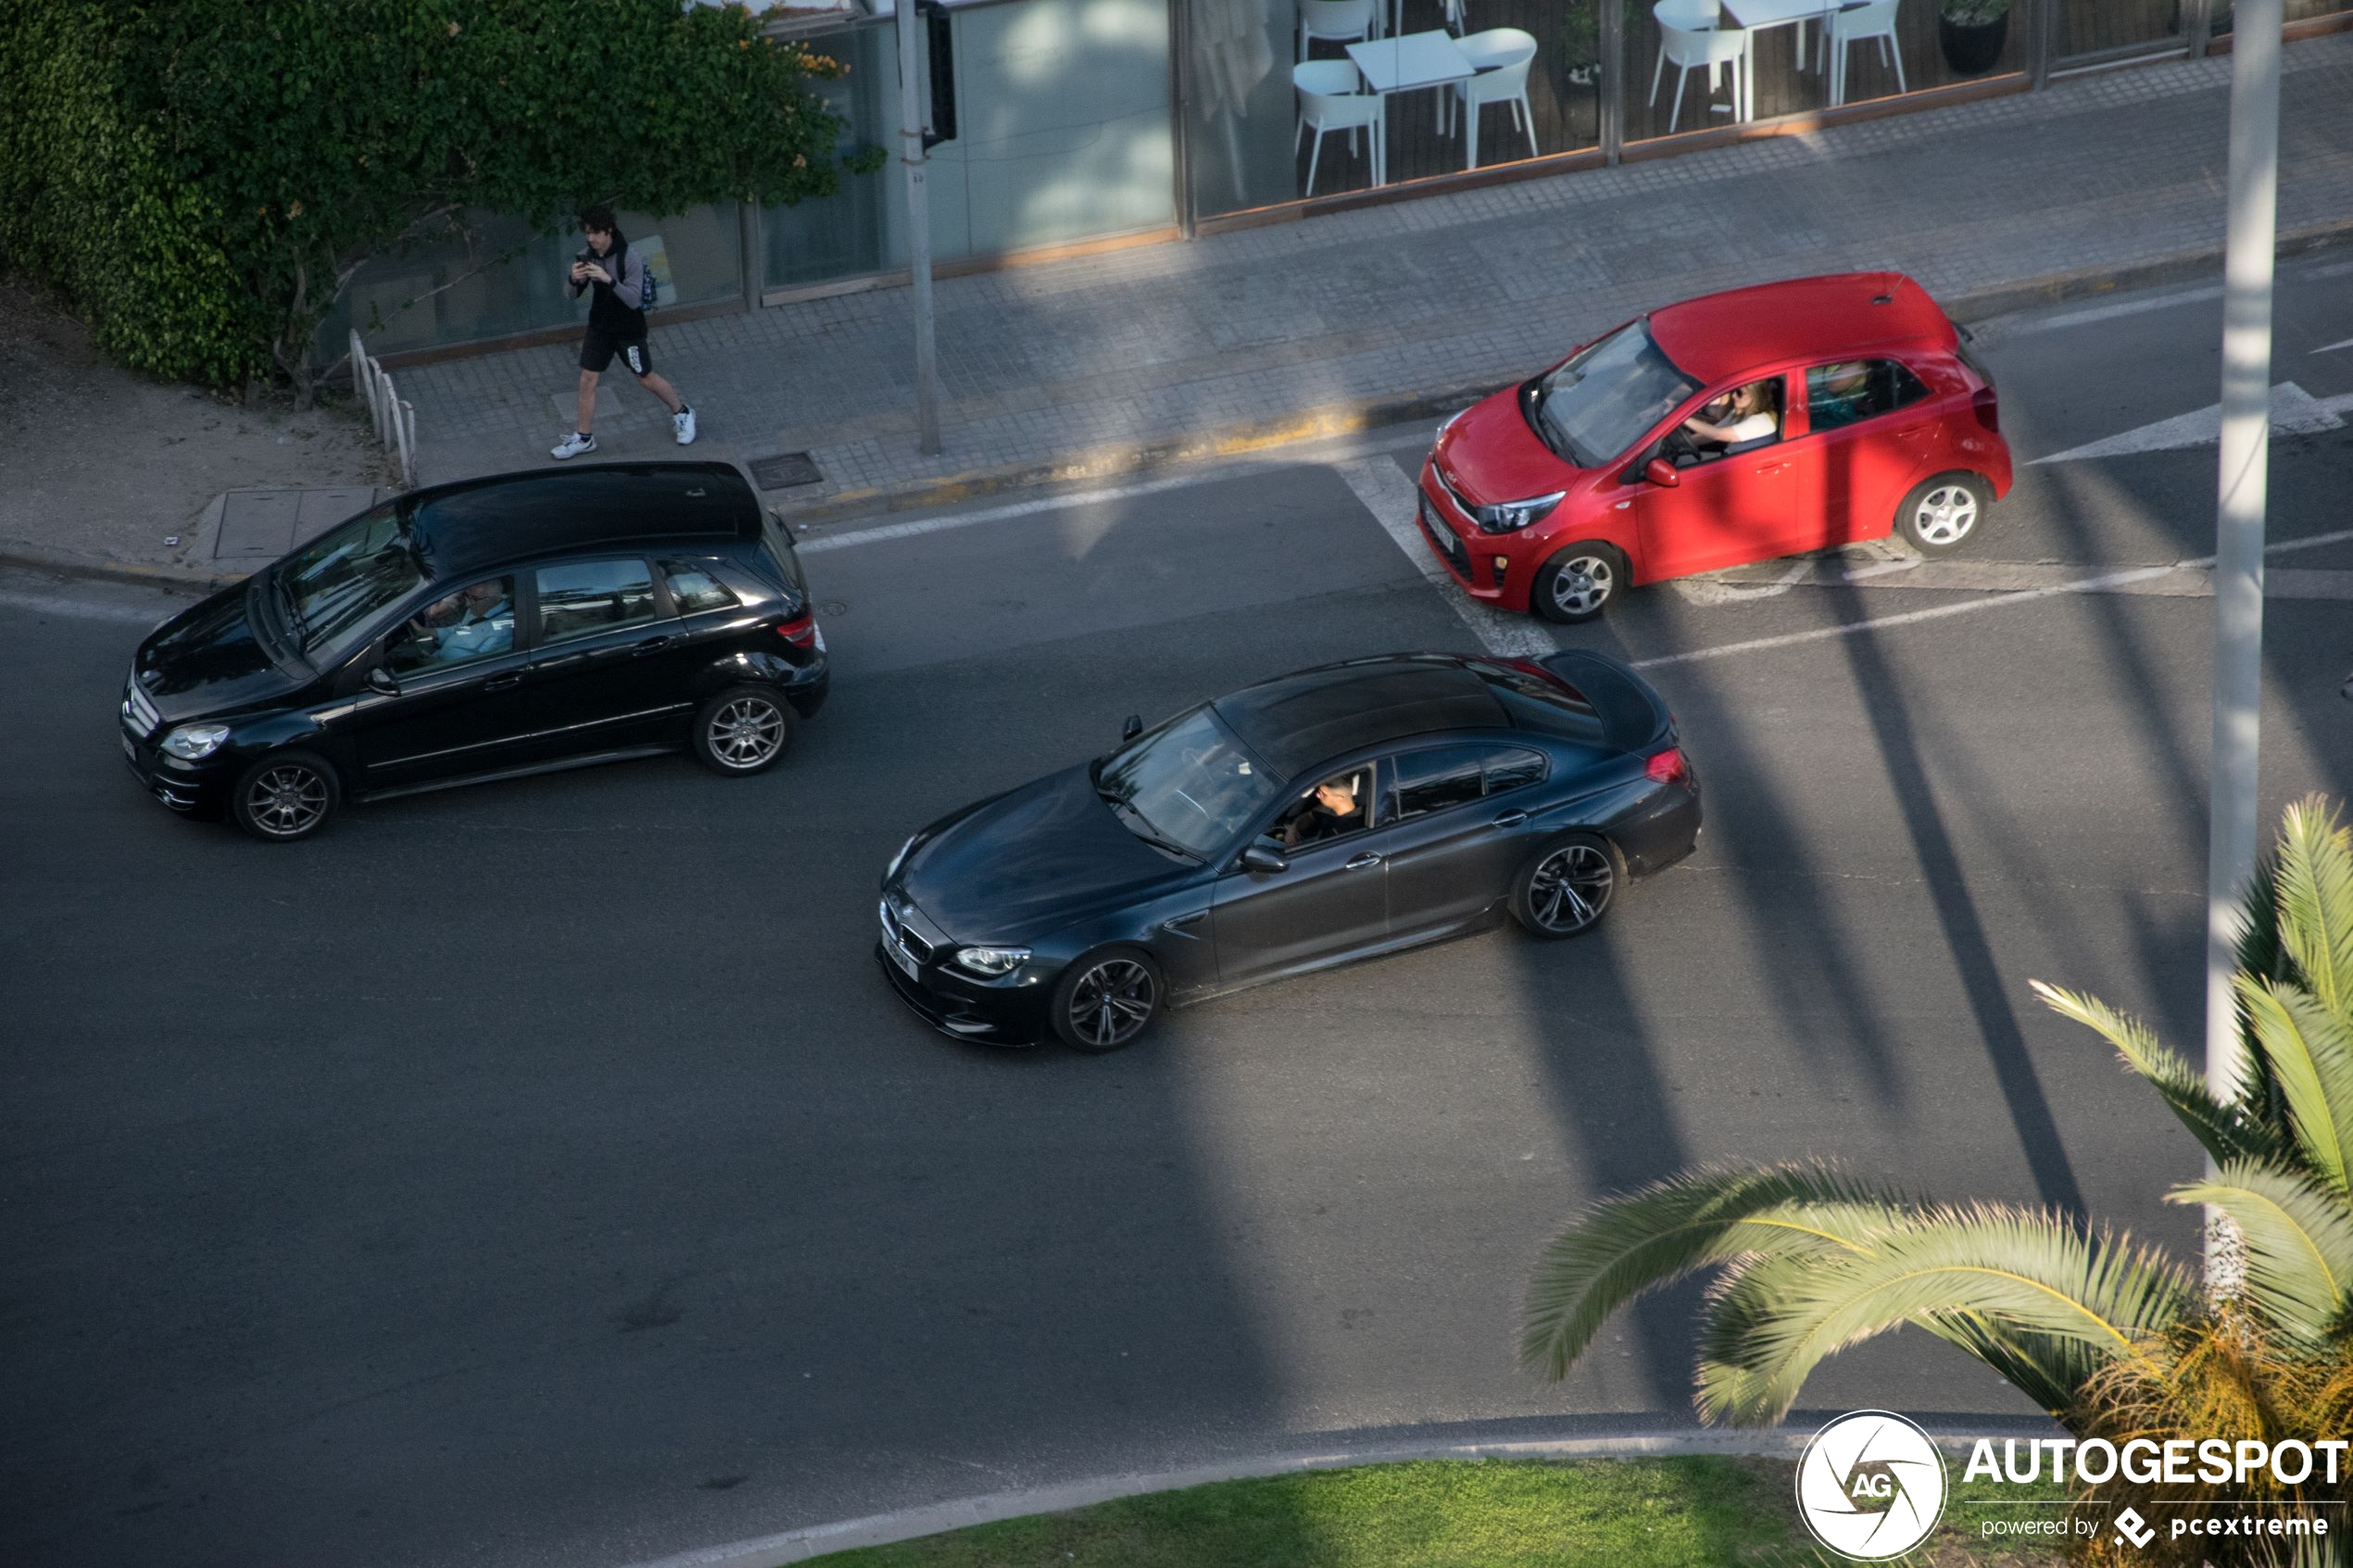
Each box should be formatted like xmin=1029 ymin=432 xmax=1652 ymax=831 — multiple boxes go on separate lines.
xmin=550 ymin=432 xmax=598 ymax=460
xmin=673 ymin=405 xmax=697 ymax=445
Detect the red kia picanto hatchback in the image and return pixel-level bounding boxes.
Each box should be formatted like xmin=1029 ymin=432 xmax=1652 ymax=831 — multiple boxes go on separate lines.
xmin=1416 ymin=271 xmax=2012 ymax=621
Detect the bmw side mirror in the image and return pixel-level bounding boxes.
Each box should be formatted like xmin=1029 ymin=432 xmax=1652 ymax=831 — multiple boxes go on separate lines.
xmin=365 ymin=666 xmax=399 ymax=696
xmin=1238 ymin=845 xmax=1289 ymax=875
xmin=1643 ymin=457 xmax=1680 ymax=489
xmin=1122 ymin=714 xmax=1142 ymax=742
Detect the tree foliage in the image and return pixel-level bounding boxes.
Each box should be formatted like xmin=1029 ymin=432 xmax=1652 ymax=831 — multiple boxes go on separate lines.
xmin=4 ymin=0 xmax=881 ymax=402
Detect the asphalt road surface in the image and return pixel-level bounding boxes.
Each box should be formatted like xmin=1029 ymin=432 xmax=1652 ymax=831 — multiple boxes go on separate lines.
xmin=4 ymin=257 xmax=2350 ymax=1568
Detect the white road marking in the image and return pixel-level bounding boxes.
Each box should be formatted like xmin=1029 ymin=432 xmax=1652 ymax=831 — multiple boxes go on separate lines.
xmin=797 ymin=430 xmax=1436 ymax=556
xmin=2032 ymin=382 xmax=2353 ymax=464
xmin=1629 ymin=526 xmax=2353 ymax=670
xmin=2316 ymin=335 xmax=2353 ymax=355
xmin=1335 ymin=457 xmax=1557 ymax=659
xmin=2001 ymin=282 xmax=2223 ymax=335
xmin=0 ymin=589 xmax=172 ymax=625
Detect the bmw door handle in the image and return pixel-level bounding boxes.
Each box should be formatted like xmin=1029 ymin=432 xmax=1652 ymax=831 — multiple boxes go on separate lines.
xmin=1491 ymin=809 xmax=1529 ymax=829
xmin=1344 ymin=852 xmax=1383 ymax=870
xmin=483 ymin=673 xmax=522 ymax=691
xmin=629 ymin=635 xmax=676 ymax=657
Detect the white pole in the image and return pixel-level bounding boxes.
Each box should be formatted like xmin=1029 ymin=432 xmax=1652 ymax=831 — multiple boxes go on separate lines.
xmin=896 ymin=0 xmax=941 ymax=456
xmin=2205 ymin=0 xmax=2282 ymax=1292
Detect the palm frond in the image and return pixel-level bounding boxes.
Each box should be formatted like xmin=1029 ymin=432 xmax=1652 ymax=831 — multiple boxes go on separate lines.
xmin=1517 ymin=1161 xmax=1910 ymax=1382
xmin=2171 ymin=1160 xmax=2353 ymax=1344
xmin=2273 ymin=795 xmax=2353 ymax=1020
xmin=2236 ymin=975 xmax=2353 ymax=1193
xmin=1692 ymin=1205 xmax=2193 ymax=1425
xmin=2032 ymin=979 xmax=2288 ymax=1167
xmin=1919 ymin=1311 xmax=2108 ymax=1416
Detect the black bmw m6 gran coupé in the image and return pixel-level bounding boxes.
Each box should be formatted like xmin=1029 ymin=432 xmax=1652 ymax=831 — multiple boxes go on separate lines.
xmin=877 ymin=649 xmax=1700 ymax=1052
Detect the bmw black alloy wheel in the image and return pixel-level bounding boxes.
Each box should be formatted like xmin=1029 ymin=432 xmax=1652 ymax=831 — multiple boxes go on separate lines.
xmin=1060 ymin=955 xmax=1159 ymax=1052
xmin=1527 ymin=840 xmax=1616 ymax=934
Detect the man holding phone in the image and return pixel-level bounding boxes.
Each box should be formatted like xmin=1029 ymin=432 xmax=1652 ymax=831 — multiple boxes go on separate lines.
xmin=551 ymin=205 xmax=696 ymax=459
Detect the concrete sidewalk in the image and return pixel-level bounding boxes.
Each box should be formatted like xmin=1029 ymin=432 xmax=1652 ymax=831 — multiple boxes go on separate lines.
xmin=391 ymin=32 xmax=2353 ymax=520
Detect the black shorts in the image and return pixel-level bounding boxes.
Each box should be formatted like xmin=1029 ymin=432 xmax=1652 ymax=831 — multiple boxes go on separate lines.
xmin=581 ymin=326 xmax=652 ymax=377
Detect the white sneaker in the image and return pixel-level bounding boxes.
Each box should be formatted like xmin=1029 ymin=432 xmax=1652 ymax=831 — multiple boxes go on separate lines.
xmin=550 ymin=432 xmax=597 ymax=460
xmin=673 ymin=405 xmax=697 ymax=445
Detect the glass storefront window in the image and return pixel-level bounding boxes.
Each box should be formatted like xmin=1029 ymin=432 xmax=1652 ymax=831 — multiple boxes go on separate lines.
xmin=1185 ymin=0 xmax=1603 ymax=220
xmin=2054 ymin=0 xmax=2185 ymax=57
xmin=1628 ymin=0 xmax=2022 ymax=144
xmin=766 ymin=0 xmax=1176 ymax=291
xmin=319 ymin=205 xmax=744 ymax=359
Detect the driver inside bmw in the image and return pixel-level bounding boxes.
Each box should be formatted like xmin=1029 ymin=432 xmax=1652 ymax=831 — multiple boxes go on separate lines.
xmin=1280 ymin=772 xmax=1365 ymax=848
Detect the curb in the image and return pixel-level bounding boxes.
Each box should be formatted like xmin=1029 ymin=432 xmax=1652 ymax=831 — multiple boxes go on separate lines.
xmin=12 ymin=219 xmax=2351 ymax=591
xmin=619 ymin=1417 xmax=2058 ymax=1568
xmin=771 ymin=217 xmax=2353 ymax=532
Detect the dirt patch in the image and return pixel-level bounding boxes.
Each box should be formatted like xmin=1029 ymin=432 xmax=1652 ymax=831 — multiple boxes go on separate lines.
xmin=0 ymin=274 xmax=397 ymax=575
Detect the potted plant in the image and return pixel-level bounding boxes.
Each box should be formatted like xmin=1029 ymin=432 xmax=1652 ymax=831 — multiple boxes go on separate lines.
xmin=1558 ymin=0 xmax=1634 ymax=88
xmin=1938 ymin=0 xmax=2010 ymax=75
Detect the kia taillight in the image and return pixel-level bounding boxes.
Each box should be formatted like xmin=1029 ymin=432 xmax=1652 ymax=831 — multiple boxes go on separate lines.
xmin=1644 ymin=746 xmax=1688 ymax=785
xmin=777 ymin=614 xmax=816 ymax=647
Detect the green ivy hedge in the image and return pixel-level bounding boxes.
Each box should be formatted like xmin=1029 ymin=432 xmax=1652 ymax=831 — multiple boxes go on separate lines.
xmin=0 ymin=1 xmax=268 ymax=385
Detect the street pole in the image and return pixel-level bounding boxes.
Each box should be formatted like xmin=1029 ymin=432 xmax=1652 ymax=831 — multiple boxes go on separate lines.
xmin=896 ymin=0 xmax=941 ymax=456
xmin=2205 ymin=0 xmax=2281 ymax=1290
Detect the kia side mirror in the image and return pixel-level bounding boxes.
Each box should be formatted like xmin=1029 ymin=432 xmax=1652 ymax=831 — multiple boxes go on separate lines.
xmin=1643 ymin=457 xmax=1680 ymax=488
xmin=1238 ymin=845 xmax=1289 ymax=875
xmin=365 ymin=666 xmax=399 ymax=696
xmin=1122 ymin=714 xmax=1142 ymax=742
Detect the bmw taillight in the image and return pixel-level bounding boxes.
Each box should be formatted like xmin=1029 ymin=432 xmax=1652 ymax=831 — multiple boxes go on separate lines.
xmin=1644 ymin=746 xmax=1688 ymax=785
xmin=776 ymin=614 xmax=817 ymax=648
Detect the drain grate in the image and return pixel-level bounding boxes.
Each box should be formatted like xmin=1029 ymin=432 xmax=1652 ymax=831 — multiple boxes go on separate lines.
xmin=749 ymin=451 xmax=824 ymax=490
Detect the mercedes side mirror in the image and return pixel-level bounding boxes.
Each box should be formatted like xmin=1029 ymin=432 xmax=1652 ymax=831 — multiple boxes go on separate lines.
xmin=1643 ymin=457 xmax=1680 ymax=488
xmin=1238 ymin=845 xmax=1289 ymax=875
xmin=1122 ymin=714 xmax=1142 ymax=742
xmin=365 ymin=666 xmax=399 ymax=696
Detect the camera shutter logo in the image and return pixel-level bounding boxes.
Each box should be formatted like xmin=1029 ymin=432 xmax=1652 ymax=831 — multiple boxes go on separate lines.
xmin=1795 ymin=1411 xmax=1949 ymax=1561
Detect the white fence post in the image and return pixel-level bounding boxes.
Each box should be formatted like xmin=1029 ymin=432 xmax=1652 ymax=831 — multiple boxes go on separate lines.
xmin=348 ymin=330 xmax=417 ymax=486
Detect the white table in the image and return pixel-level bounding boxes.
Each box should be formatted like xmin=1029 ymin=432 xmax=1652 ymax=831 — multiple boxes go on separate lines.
xmin=1720 ymin=0 xmax=1842 ymax=119
xmin=1346 ymin=30 xmax=1476 ymax=182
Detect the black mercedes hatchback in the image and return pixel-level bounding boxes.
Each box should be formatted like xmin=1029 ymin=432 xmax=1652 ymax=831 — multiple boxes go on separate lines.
xmin=878 ymin=649 xmax=1700 ymax=1051
xmin=121 ymin=461 xmax=827 ymax=841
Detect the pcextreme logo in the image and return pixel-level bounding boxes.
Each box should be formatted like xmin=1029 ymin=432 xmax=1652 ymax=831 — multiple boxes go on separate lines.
xmin=1795 ymin=1410 xmax=1950 ymax=1562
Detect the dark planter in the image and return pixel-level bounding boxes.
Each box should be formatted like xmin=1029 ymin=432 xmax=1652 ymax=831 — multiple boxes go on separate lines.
xmin=1938 ymin=10 xmax=2009 ymax=75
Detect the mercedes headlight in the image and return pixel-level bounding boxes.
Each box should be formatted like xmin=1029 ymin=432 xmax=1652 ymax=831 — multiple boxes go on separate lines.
xmin=954 ymin=946 xmax=1031 ymax=978
xmin=1471 ymin=492 xmax=1567 ymax=534
xmin=160 ymin=723 xmax=231 ymax=760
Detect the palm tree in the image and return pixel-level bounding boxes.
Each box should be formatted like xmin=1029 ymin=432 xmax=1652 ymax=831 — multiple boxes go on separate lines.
xmin=1520 ymin=797 xmax=2353 ymax=1547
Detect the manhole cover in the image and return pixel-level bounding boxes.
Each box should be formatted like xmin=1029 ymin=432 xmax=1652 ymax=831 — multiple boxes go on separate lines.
xmin=749 ymin=451 xmax=824 ymax=490
xmin=817 ymin=599 xmax=849 ymax=618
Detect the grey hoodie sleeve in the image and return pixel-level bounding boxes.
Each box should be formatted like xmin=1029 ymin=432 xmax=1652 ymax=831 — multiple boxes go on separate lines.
xmin=611 ymin=248 xmax=653 ymax=310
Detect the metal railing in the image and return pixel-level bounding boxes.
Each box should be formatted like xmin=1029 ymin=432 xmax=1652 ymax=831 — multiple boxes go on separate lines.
xmin=349 ymin=330 xmax=418 ymax=487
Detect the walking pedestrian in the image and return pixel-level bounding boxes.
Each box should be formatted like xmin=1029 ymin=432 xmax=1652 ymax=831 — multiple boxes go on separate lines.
xmin=550 ymin=205 xmax=696 ymax=459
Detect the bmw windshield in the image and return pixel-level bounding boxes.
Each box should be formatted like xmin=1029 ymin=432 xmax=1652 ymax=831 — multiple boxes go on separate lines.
xmin=271 ymin=501 xmax=428 ymax=662
xmin=1528 ymin=320 xmax=1699 ymax=468
xmin=1093 ymin=708 xmax=1278 ymax=860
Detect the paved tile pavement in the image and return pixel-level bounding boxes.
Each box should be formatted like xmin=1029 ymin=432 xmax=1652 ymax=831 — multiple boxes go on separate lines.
xmin=401 ymin=33 xmax=2353 ymax=510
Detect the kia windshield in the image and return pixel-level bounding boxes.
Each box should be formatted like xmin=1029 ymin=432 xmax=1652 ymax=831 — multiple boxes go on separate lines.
xmin=1529 ymin=320 xmax=1699 ymax=467
xmin=1093 ymin=708 xmax=1277 ymax=860
xmin=272 ymin=501 xmax=428 ymax=662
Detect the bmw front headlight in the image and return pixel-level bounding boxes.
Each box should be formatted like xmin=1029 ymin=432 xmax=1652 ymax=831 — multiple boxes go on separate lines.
xmin=1471 ymin=492 xmax=1567 ymax=534
xmin=953 ymin=946 xmax=1031 ymax=978
xmin=160 ymin=722 xmax=232 ymax=760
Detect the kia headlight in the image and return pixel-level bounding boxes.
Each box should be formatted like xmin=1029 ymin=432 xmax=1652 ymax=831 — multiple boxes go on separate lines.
xmin=160 ymin=722 xmax=232 ymax=760
xmin=954 ymin=946 xmax=1031 ymax=978
xmin=1471 ymin=493 xmax=1567 ymax=534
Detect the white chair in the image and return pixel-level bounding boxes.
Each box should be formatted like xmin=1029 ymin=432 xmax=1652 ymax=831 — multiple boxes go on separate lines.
xmin=1652 ymin=14 xmax=1748 ymax=132
xmin=1819 ymin=0 xmax=1904 ymax=106
xmin=1297 ymin=0 xmax=1377 ymax=58
xmin=1441 ymin=29 xmax=1539 ymax=169
xmin=1439 ymin=0 xmax=1471 ymax=33
xmin=1293 ymin=59 xmax=1386 ymax=194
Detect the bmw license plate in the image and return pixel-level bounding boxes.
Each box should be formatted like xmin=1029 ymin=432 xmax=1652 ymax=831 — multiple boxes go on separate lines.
xmin=121 ymin=733 xmax=137 ymax=762
xmin=887 ymin=935 xmax=919 ymax=980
